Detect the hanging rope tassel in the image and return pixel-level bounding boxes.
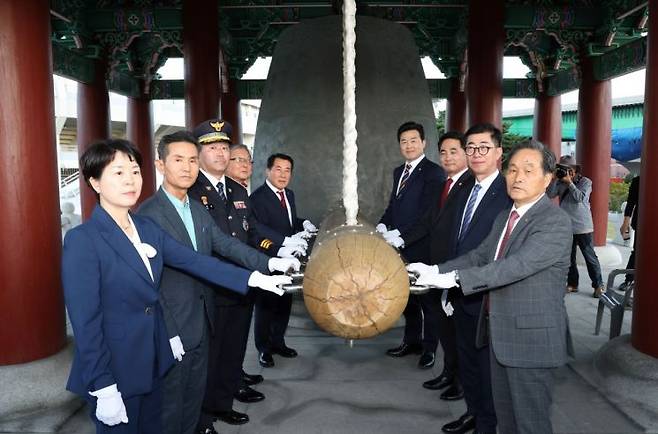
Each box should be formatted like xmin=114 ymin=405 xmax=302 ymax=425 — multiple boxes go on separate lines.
xmin=342 ymin=0 xmax=359 ymax=226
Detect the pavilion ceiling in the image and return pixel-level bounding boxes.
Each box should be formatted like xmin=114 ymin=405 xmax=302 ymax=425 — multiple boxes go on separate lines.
xmin=49 ymin=0 xmax=649 ymax=98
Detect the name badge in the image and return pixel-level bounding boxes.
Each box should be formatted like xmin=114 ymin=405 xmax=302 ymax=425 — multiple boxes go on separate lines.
xmin=233 ymin=201 xmax=247 ymax=209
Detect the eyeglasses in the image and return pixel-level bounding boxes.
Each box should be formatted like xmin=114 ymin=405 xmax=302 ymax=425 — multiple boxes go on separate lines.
xmin=465 ymin=145 xmax=495 ymax=156
xmin=230 ymin=157 xmax=253 ymax=164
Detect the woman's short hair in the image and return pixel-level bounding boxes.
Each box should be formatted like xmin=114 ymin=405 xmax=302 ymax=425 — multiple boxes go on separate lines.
xmin=80 ymin=139 xmax=143 ymax=189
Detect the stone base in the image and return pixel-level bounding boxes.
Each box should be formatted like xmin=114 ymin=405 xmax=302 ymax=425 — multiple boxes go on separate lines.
xmin=0 ymin=337 xmax=85 ymax=432
xmin=591 ymin=334 xmax=658 ymax=431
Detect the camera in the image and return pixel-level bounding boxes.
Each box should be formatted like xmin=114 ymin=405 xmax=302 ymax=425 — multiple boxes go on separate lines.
xmin=555 ymin=164 xmax=571 ymax=179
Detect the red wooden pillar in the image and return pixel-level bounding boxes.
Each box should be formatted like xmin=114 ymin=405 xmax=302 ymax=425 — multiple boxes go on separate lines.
xmin=77 ymin=61 xmax=110 ymax=221
xmin=446 ymin=78 xmax=467 ymax=133
xmin=183 ymin=0 xmax=220 ymax=128
xmin=632 ymin=0 xmax=658 ymax=358
xmin=467 ymin=0 xmax=504 ymax=128
xmin=0 ymin=0 xmax=66 ymax=365
xmin=221 ymin=78 xmax=242 ymax=143
xmin=576 ymin=54 xmax=611 ymax=247
xmin=127 ymin=93 xmax=156 ymax=205
xmin=533 ymin=93 xmax=562 ymax=159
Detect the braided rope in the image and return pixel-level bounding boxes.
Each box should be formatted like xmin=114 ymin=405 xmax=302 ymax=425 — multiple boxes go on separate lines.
xmin=342 ymin=0 xmax=359 ymax=226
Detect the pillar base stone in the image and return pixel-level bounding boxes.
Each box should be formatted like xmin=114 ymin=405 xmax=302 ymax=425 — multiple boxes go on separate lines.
xmin=591 ymin=334 xmax=658 ymax=431
xmin=0 ymin=337 xmax=84 ymax=432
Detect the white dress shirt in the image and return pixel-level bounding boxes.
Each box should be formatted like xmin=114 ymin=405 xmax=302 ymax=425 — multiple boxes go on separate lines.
xmin=396 ymin=154 xmax=426 ymax=195
xmin=266 ymin=179 xmax=293 ymax=226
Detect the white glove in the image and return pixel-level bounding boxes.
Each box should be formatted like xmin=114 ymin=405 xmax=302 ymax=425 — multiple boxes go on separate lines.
xmin=441 ymin=291 xmax=454 ymax=316
xmin=303 ymin=220 xmax=318 ymax=233
xmin=277 ymin=245 xmax=306 ymax=258
xmin=269 ymin=257 xmax=301 ymax=273
xmin=283 ymin=236 xmax=308 ymax=249
xmin=416 ymin=271 xmax=458 ymax=289
xmin=385 ymin=235 xmax=405 ymax=249
xmin=293 ymin=230 xmax=313 ymax=240
xmin=169 ymin=336 xmax=185 ymax=362
xmin=406 ymin=262 xmax=439 ymax=277
xmin=248 ymin=271 xmax=292 ymax=296
xmin=375 ymin=223 xmax=387 ymax=234
xmin=89 ymin=384 xmax=129 ymax=426
xmin=383 ymin=229 xmax=401 ymax=240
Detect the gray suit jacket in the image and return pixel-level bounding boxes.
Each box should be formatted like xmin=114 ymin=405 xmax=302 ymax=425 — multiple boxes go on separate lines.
xmin=137 ymin=187 xmax=270 ymax=350
xmin=440 ymin=195 xmax=573 ymax=368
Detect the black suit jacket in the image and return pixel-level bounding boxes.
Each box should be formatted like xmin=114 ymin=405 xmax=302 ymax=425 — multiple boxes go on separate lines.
xmin=624 ymin=176 xmax=639 ymax=230
xmin=250 ymin=183 xmax=304 ymax=255
xmin=402 ymin=171 xmax=474 ymax=265
xmin=449 ymin=173 xmax=512 ymax=315
xmin=380 ymin=157 xmax=445 ymax=262
xmin=188 ymin=173 xmax=274 ymax=304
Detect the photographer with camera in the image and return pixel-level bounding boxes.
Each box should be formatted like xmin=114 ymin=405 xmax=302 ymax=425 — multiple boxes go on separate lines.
xmin=547 ymin=155 xmax=605 ymax=298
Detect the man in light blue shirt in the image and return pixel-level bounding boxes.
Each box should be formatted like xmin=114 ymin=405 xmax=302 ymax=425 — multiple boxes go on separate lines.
xmin=138 ymin=131 xmax=299 ymax=434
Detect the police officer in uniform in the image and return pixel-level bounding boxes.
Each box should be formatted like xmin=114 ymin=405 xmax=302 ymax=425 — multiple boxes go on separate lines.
xmin=189 ymin=119 xmax=289 ymax=432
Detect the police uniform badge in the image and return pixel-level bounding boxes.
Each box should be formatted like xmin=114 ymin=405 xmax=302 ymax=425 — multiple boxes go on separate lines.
xmin=210 ymin=121 xmax=224 ymax=132
xmin=201 ymin=195 xmax=214 ymax=210
xmin=242 ymin=217 xmax=249 ymax=231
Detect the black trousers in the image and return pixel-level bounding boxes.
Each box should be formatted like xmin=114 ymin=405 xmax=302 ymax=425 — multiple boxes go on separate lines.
xmin=453 ymin=300 xmax=497 ymax=433
xmin=401 ymin=292 xmax=444 ymax=353
xmin=162 ymin=325 xmax=209 ymax=434
xmin=201 ymin=302 xmax=253 ymax=413
xmin=568 ymin=233 xmax=603 ymax=289
xmin=254 ymin=291 xmax=292 ymax=352
xmin=625 ymin=233 xmax=637 ymax=282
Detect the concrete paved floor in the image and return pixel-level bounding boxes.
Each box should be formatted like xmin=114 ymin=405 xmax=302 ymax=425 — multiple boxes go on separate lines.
xmin=11 ymin=246 xmax=649 ymax=434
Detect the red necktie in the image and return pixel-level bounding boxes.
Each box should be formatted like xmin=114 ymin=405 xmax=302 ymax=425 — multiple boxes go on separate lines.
xmin=277 ymin=191 xmax=287 ymax=210
xmin=487 ymin=210 xmax=520 ymax=313
xmin=496 ymin=210 xmax=520 ymax=260
xmin=440 ymin=178 xmax=453 ymax=206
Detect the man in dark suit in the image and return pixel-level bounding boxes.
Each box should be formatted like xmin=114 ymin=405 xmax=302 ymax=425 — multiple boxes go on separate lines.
xmin=250 ymin=153 xmax=318 ymax=368
xmin=138 ymin=131 xmax=299 ymax=434
xmin=620 ymin=175 xmax=639 ymax=287
xmin=186 ymin=120 xmax=303 ymax=429
xmin=379 ymin=121 xmax=445 ymax=369
xmin=386 ymin=131 xmax=470 ymax=399
xmin=413 ymin=123 xmax=512 ymax=433
xmin=411 ymin=140 xmax=573 ymax=434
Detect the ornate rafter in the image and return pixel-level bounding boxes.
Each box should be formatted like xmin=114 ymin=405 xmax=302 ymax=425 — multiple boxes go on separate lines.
xmin=49 ymin=0 xmax=650 ymax=98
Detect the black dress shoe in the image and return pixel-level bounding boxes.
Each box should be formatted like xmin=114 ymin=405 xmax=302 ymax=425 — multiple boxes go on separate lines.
xmin=385 ymin=342 xmax=423 ymax=357
xmin=440 ymin=382 xmax=464 ymax=401
xmin=234 ymin=385 xmax=265 ymax=403
xmin=417 ymin=351 xmax=435 ymax=369
xmin=422 ymin=372 xmax=454 ymax=390
xmin=242 ymin=370 xmax=264 ymax=386
xmin=259 ymin=352 xmax=274 ymax=367
xmin=272 ymin=345 xmax=298 ymax=358
xmin=214 ymin=410 xmax=249 ymax=425
xmin=442 ymin=413 xmax=475 ymax=433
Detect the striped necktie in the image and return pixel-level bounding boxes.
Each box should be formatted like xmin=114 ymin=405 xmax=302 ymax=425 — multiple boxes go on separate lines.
xmin=459 ymin=183 xmax=481 ymax=240
xmin=216 ymin=181 xmax=227 ymax=203
xmin=397 ymin=163 xmax=412 ymax=197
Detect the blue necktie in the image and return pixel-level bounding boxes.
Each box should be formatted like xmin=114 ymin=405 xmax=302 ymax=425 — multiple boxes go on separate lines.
xmin=459 ymin=183 xmax=481 ymax=240
xmin=216 ymin=181 xmax=227 ymax=203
